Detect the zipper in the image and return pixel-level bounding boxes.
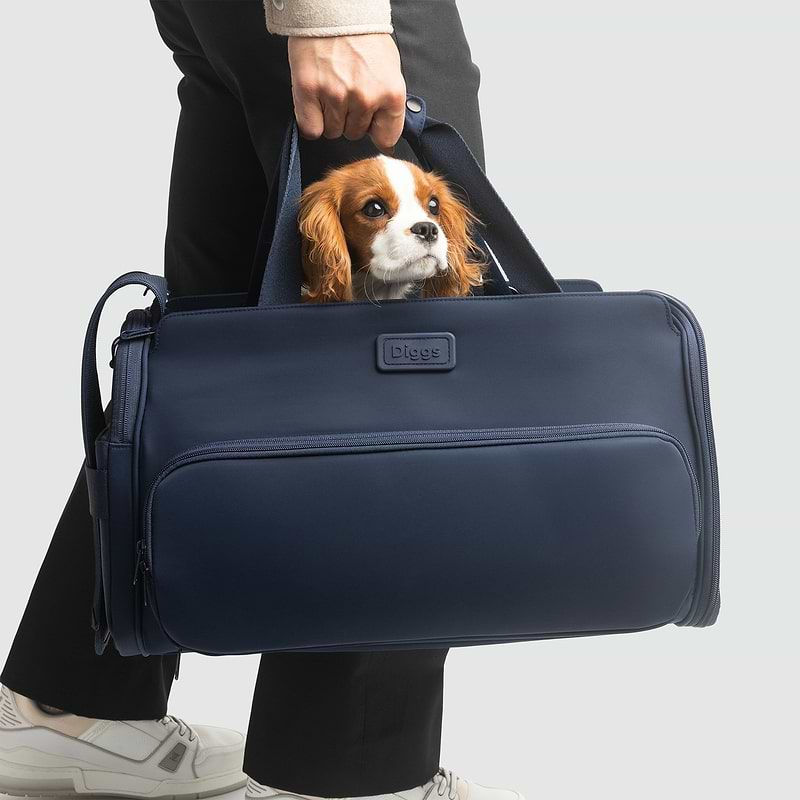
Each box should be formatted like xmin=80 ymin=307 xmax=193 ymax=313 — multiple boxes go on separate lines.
xmin=657 ymin=295 xmax=721 ymax=626
xmin=133 ymin=539 xmax=150 ymax=607
xmin=110 ymin=309 xmax=153 ymax=443
xmin=112 ymin=314 xmax=154 ymax=655
xmin=110 ymin=341 xmax=129 ymax=440
xmin=139 ymin=423 xmax=701 ymax=596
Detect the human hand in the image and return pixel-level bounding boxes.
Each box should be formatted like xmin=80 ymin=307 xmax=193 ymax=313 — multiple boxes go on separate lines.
xmin=287 ymin=34 xmax=407 ymax=153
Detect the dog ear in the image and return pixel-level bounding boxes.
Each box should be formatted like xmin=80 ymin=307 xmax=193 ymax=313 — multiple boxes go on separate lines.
xmin=422 ymin=182 xmax=485 ymax=298
xmin=298 ymin=177 xmax=353 ymax=303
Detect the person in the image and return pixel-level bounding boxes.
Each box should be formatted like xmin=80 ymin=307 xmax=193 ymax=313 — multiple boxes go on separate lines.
xmin=0 ymin=3 xmax=522 ymax=799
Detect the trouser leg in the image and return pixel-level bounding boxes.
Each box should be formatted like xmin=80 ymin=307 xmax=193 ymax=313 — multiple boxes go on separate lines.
xmin=0 ymin=2 xmax=277 ymax=719
xmin=1 ymin=470 xmax=177 ymax=720
xmin=243 ymin=650 xmax=449 ymax=796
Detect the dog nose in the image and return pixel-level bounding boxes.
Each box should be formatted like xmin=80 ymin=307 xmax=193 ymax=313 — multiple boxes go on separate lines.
xmin=411 ymin=221 xmax=438 ymax=243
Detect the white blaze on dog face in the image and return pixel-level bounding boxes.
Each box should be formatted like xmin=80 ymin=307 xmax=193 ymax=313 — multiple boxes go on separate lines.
xmin=367 ymin=156 xmax=450 ymax=284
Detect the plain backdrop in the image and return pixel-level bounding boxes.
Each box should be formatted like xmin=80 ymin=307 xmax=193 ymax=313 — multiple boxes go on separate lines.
xmin=1 ymin=2 xmax=798 ymax=798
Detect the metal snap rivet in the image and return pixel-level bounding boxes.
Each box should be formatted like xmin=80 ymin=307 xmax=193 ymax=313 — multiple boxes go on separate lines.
xmin=406 ymin=98 xmax=423 ymax=113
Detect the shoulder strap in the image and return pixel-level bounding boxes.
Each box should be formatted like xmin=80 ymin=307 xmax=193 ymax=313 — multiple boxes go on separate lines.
xmin=81 ymin=271 xmax=168 ymax=468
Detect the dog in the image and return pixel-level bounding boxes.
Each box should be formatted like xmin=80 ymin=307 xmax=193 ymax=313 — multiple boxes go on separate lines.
xmin=298 ymin=155 xmax=484 ymax=302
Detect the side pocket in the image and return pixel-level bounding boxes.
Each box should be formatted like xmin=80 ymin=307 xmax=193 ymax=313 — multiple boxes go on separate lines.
xmin=103 ymin=441 xmax=149 ymax=656
xmin=100 ymin=309 xmax=153 ymax=655
xmin=87 ymin=438 xmax=110 ymax=654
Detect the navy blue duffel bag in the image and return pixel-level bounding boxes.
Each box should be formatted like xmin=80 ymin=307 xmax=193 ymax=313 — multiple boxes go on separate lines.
xmin=83 ymin=96 xmax=720 ymax=657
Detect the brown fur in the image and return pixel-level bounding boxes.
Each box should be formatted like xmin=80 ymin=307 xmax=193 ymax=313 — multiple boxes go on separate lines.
xmin=299 ymin=158 xmax=484 ymax=302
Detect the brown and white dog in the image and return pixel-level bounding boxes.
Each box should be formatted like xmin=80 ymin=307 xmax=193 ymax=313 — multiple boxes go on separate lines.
xmin=299 ymin=155 xmax=484 ymax=302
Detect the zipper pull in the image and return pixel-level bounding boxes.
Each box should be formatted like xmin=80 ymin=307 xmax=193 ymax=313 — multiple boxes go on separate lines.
xmin=110 ymin=336 xmax=121 ymax=368
xmin=111 ymin=322 xmax=155 ymax=368
xmin=133 ymin=540 xmax=151 ymax=606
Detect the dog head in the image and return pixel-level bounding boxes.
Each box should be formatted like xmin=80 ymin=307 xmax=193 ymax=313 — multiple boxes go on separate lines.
xmin=299 ymin=155 xmax=484 ymax=302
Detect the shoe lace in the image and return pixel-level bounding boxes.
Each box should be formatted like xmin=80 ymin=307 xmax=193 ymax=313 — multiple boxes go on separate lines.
xmin=160 ymin=714 xmax=197 ymax=742
xmin=423 ymin=769 xmax=460 ymax=800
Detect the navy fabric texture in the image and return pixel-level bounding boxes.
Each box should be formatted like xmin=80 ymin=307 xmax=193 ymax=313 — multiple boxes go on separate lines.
xmin=83 ymin=101 xmax=720 ymax=657
xmin=149 ymin=430 xmax=699 ymax=654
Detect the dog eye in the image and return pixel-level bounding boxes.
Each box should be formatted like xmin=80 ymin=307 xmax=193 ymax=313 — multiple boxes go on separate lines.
xmin=362 ymin=200 xmax=386 ymax=218
xmin=428 ymin=197 xmax=440 ymax=216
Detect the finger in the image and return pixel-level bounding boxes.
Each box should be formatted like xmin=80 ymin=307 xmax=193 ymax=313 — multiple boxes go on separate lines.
xmin=293 ymin=91 xmax=325 ymax=140
xmin=343 ymin=104 xmax=375 ymax=141
xmin=321 ymin=94 xmax=347 ymax=140
xmin=369 ymin=105 xmax=405 ymax=155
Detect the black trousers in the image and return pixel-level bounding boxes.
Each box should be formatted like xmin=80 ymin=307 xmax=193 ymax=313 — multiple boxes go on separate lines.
xmin=1 ymin=2 xmax=484 ymax=795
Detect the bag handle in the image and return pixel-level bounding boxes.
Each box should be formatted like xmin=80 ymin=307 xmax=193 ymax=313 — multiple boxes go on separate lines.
xmin=247 ymin=119 xmax=518 ymax=305
xmin=254 ymin=95 xmax=561 ymax=306
xmin=255 ymin=123 xmax=304 ymax=307
xmin=400 ymin=96 xmax=560 ymax=295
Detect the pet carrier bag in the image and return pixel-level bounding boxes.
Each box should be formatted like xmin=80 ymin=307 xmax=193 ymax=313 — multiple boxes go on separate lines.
xmin=82 ymin=96 xmax=719 ymax=656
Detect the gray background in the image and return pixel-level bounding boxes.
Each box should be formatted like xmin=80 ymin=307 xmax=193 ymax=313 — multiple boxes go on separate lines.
xmin=1 ymin=1 xmax=798 ymax=798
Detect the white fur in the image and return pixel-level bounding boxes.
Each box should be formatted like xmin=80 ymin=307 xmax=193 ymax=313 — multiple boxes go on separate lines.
xmin=362 ymin=155 xmax=449 ymax=300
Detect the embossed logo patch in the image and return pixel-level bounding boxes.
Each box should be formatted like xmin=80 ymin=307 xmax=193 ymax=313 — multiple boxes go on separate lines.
xmin=158 ymin=742 xmax=187 ymax=772
xmin=376 ymin=333 xmax=456 ymax=372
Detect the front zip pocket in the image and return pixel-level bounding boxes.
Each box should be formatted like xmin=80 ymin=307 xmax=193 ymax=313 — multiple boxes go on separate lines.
xmin=141 ymin=424 xmax=701 ymax=655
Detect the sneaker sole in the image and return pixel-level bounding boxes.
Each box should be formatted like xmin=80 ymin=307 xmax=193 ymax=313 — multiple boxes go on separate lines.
xmin=0 ymin=755 xmax=246 ymax=799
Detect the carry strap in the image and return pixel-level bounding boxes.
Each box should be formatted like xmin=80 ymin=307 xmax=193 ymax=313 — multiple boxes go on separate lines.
xmin=255 ymin=96 xmax=561 ymax=306
xmin=81 ymin=271 xmax=168 ymax=469
xmin=400 ymin=97 xmax=560 ymax=295
xmin=256 ymin=123 xmax=304 ymax=307
xmin=249 ymin=117 xmax=513 ymax=305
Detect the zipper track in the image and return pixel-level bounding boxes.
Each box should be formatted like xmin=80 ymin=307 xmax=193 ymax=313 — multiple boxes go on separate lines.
xmin=139 ymin=422 xmax=701 ymax=585
xmin=108 ymin=307 xmax=154 ymax=654
xmin=111 ymin=309 xmax=150 ymax=443
xmin=660 ymin=295 xmax=721 ymax=626
xmin=110 ymin=341 xmax=129 ymax=441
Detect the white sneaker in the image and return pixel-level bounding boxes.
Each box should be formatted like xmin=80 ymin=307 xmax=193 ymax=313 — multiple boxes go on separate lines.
xmin=0 ymin=685 xmax=246 ymax=798
xmin=245 ymin=767 xmax=524 ymax=800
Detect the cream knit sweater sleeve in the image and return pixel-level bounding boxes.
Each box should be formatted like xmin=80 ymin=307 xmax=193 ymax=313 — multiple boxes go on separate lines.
xmin=264 ymin=0 xmax=393 ymax=37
